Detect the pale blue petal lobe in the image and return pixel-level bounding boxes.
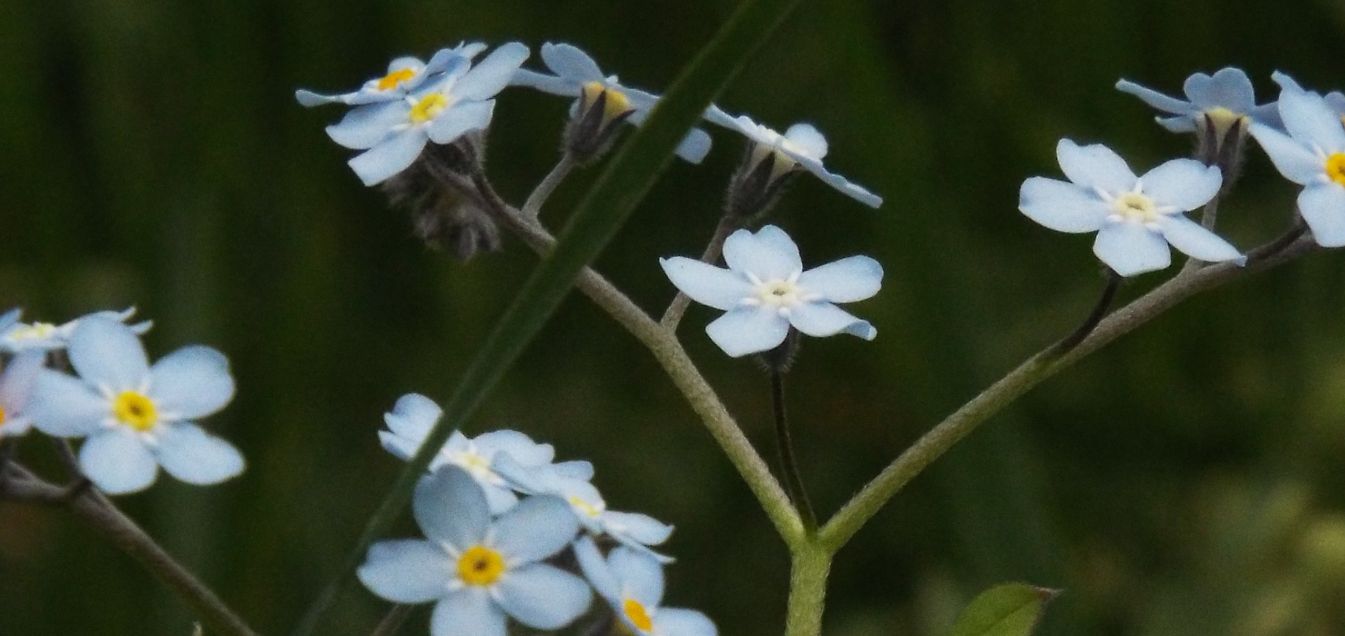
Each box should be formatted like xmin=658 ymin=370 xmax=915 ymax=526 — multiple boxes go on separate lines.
xmin=674 ymin=128 xmax=713 ymax=164
xmin=509 ymin=69 xmax=577 ymax=95
xmin=705 ymin=307 xmax=790 ymax=357
xmin=27 ymin=370 xmax=107 ymax=437
xmin=431 ymin=589 xmax=506 ymax=636
xmin=81 ymin=429 xmax=158 ymax=495
xmin=1093 ymin=222 xmax=1172 ymax=277
xmin=602 ymin=511 xmax=674 ymax=546
xmin=1018 ymin=177 xmax=1109 ymax=233
xmin=573 ymin=536 xmax=620 ymax=601
xmin=1249 ymin=124 xmax=1324 ymax=185
xmin=1298 ymin=184 xmax=1345 ymax=247
xmin=1115 ymin=79 xmax=1193 ymax=115
xmin=1056 ymin=139 xmax=1137 ymax=193
xmin=69 ymin=318 xmax=149 ymax=392
xmin=494 ymin=564 xmax=592 ymax=629
xmin=349 ymin=130 xmax=428 ymax=186
xmin=358 ymin=539 xmax=452 ymax=603
xmin=453 ymin=42 xmax=530 ymax=102
xmin=787 ymin=303 xmax=875 ymax=340
xmin=722 ymin=225 xmax=802 ymax=280
xmin=0 ymin=350 xmax=45 ymax=410
xmin=492 ymin=496 xmax=579 ymax=563
xmin=1157 ymin=216 xmax=1244 ymax=264
xmin=415 ymin=467 xmax=490 ymax=550
xmin=539 ymin=42 xmax=606 ymax=82
xmin=797 ymin=256 xmax=882 ymax=303
xmin=325 ymin=101 xmax=406 ymax=149
xmin=385 ymin=393 xmax=442 ymax=441
xmin=149 ymin=346 xmax=235 ymax=419
xmin=784 ymin=124 xmax=828 ymax=159
xmin=655 ymin=608 xmax=719 ymax=636
xmin=155 ymin=423 xmax=245 ymax=485
xmin=1184 ymin=68 xmax=1255 ymax=112
xmin=1140 ymin=160 xmax=1222 ymax=211
xmin=473 ymin=429 xmax=553 ymax=465
xmin=427 ymin=101 xmax=495 ymax=145
xmin=609 ymin=547 xmax=666 ymax=607
xmin=1278 ymin=87 xmax=1345 ymax=152
xmin=659 ymin=258 xmax=750 ymax=311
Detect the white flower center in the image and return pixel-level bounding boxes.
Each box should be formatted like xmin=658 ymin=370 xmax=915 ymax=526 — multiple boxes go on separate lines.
xmin=1110 ymin=192 xmax=1160 ymax=223
xmin=446 ymin=447 xmax=499 ymax=484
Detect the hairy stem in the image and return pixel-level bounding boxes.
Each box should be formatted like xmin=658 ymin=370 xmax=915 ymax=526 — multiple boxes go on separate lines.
xmin=783 ymin=545 xmax=832 ymax=636
xmin=819 ymin=229 xmax=1318 ymax=552
xmin=660 ymin=217 xmax=738 ymax=330
xmin=0 ymin=464 xmax=258 ymax=636
xmin=522 ymin=154 xmax=578 ymax=219
xmin=772 ymin=368 xmax=816 ymax=531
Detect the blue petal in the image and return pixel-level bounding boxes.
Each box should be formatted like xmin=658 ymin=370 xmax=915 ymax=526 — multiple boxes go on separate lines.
xmin=69 ymin=317 xmax=149 ymax=393
xmin=27 ymin=370 xmax=107 ymax=437
xmin=492 ymin=495 xmax=580 ymax=564
xmin=602 ymin=511 xmax=674 ymax=546
xmin=1093 ymin=222 xmax=1171 ymax=277
xmin=509 ymin=69 xmax=577 ymax=95
xmin=431 ymin=589 xmax=505 ymax=636
xmin=1298 ymin=184 xmax=1345 ymax=248
xmin=1056 ymin=139 xmax=1137 ymax=193
xmin=1018 ymin=177 xmax=1109 ymax=233
xmin=1249 ymin=123 xmax=1324 ymax=185
xmin=1156 ymin=215 xmax=1244 ymax=264
xmin=149 ymin=346 xmax=234 ymax=420
xmin=473 ymin=429 xmax=554 ymax=466
xmin=1184 ymin=68 xmax=1256 ymax=113
xmin=796 ymin=157 xmax=883 ymax=208
xmin=654 ymin=608 xmax=719 ymax=636
xmin=81 ymin=429 xmax=158 ymax=495
xmin=1115 ymin=79 xmax=1194 ymax=115
xmin=325 ymin=101 xmax=408 ymax=150
xmin=674 ymin=127 xmax=713 ymax=164
xmin=573 ymin=536 xmax=620 ymax=602
xmin=552 ymin=460 xmax=594 ymax=481
xmin=722 ymin=226 xmax=802 ymax=280
xmin=787 ymin=302 xmax=876 ymax=340
xmin=609 ymin=547 xmax=665 ymax=607
xmin=0 ymin=309 xmax=19 ymax=335
xmin=1139 ymin=160 xmax=1221 ymax=211
xmin=539 ymin=42 xmax=606 ymax=82
xmin=659 ymin=258 xmax=751 ymax=311
xmin=384 ymin=393 xmax=443 ymax=441
xmin=494 ymin=564 xmax=592 ymax=629
xmin=705 ymin=307 xmax=790 ymax=357
xmin=1278 ymin=87 xmax=1345 ymax=152
xmin=426 ymin=101 xmax=495 ymax=145
xmin=349 ymin=129 xmax=429 ymax=186
xmin=358 ymin=539 xmax=452 ymax=604
xmin=785 ymin=123 xmax=829 ymax=159
xmin=0 ymin=351 xmax=45 ymax=412
xmin=453 ymin=42 xmax=530 ymax=102
xmin=1156 ymin=115 xmax=1198 ymax=133
xmin=295 ymin=89 xmax=343 ymax=107
xmin=797 ymin=256 xmax=883 ymax=304
xmin=415 ymin=466 xmax=490 ymax=550
xmin=154 ymin=422 xmax=245 ymax=485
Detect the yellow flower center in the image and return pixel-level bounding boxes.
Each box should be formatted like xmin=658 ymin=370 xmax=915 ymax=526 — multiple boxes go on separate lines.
xmin=1326 ymin=153 xmax=1345 ymax=187
xmin=1201 ymin=106 xmax=1248 ymax=139
xmin=623 ymin=598 xmax=654 ymax=633
xmin=113 ymin=391 xmax=159 ymax=431
xmin=1112 ymin=192 xmax=1159 ymax=223
xmin=410 ymin=93 xmax=451 ymax=124
xmin=456 ymin=545 xmax=506 ymax=586
xmin=755 ymin=279 xmax=802 ymax=308
xmin=581 ymin=81 xmax=633 ymax=122
xmin=9 ymin=322 xmax=57 ymax=341
xmin=377 ymin=68 xmax=417 ymax=91
xmin=568 ymin=495 xmax=605 ymax=519
xmin=0 ymin=406 xmax=8 ymax=428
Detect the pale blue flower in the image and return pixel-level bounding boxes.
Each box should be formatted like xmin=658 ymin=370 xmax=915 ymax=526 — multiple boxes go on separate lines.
xmin=378 ymin=392 xmax=593 ymax=514
xmin=1 ymin=307 xmax=151 ymax=354
xmin=1116 ymin=67 xmax=1280 ymax=134
xmin=1019 ymin=139 xmax=1244 ymax=276
xmin=0 ymin=351 xmax=44 ymax=439
xmin=574 ymin=537 xmax=717 ymax=636
xmin=511 ymin=42 xmax=712 ymax=163
xmin=703 ymin=107 xmax=882 ymax=208
xmin=660 ymin=225 xmax=881 ymax=357
xmin=495 ymin=453 xmax=676 ymax=563
xmin=24 ymin=318 xmax=243 ymax=495
xmin=358 ymin=466 xmax=592 ymax=636
xmin=295 ymin=43 xmax=488 ymax=107
xmin=1249 ymin=76 xmax=1345 ymax=247
xmin=326 ymin=42 xmax=530 ymax=186
xmin=0 ymin=308 xmax=18 ymax=335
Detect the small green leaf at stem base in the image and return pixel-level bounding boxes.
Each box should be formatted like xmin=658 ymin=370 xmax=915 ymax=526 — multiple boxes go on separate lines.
xmin=949 ymin=583 xmax=1060 ymax=636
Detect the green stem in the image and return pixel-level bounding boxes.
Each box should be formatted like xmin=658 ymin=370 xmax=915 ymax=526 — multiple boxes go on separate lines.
xmin=784 ymin=544 xmax=832 ymax=636
xmin=521 ymin=154 xmax=577 ymax=219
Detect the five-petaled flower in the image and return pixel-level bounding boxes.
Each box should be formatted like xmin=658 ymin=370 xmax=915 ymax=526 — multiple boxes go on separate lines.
xmin=661 ymin=225 xmax=883 ymax=357
xmin=574 ymin=536 xmax=718 ymax=636
xmin=511 ymin=42 xmax=712 ymax=163
xmin=704 ymin=107 xmax=883 ymax=208
xmin=323 ymin=42 xmax=530 ymax=186
xmin=25 ymin=318 xmax=244 ymax=495
xmin=378 ymin=392 xmax=594 ymax=514
xmin=1018 ymin=139 xmax=1245 ymax=276
xmin=295 ymin=43 xmax=488 ymax=107
xmin=1116 ymin=67 xmax=1281 ymax=136
xmin=358 ymin=466 xmax=592 ymax=636
xmin=1 ymin=307 xmax=151 ymax=354
xmin=1248 ymin=75 xmax=1345 ymax=247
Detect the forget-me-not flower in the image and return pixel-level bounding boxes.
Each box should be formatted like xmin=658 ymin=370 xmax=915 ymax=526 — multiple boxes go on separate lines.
xmin=1116 ymin=67 xmax=1280 ymax=135
xmin=660 ymin=225 xmax=882 ymax=357
xmin=0 ymin=350 xmax=44 ymax=439
xmin=704 ymin=107 xmax=883 ymax=208
xmin=324 ymin=42 xmax=530 ymax=186
xmin=574 ymin=537 xmax=717 ymax=636
xmin=25 ymin=318 xmax=243 ymax=494
xmin=378 ymin=392 xmax=594 ymax=514
xmin=1019 ymin=139 xmax=1244 ymax=276
xmin=1 ymin=307 xmax=151 ymax=354
xmin=511 ymin=42 xmax=712 ymax=163
xmin=358 ymin=466 xmax=592 ymax=636
xmin=495 ymin=453 xmax=676 ymax=562
xmin=295 ymin=43 xmax=488 ymax=107
xmin=1249 ymin=77 xmax=1345 ymax=247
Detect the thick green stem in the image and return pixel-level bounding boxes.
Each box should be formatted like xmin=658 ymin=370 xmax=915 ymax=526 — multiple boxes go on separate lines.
xmin=784 ymin=544 xmax=833 ymax=636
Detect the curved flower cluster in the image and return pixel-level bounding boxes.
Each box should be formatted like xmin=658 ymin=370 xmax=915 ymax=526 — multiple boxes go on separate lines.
xmin=361 ymin=394 xmax=715 ymax=635
xmin=0 ymin=308 xmax=244 ymax=495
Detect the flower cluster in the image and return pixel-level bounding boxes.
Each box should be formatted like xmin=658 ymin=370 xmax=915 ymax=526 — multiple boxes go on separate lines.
xmin=360 ymin=394 xmax=715 ymax=635
xmin=1 ymin=308 xmax=244 ymax=495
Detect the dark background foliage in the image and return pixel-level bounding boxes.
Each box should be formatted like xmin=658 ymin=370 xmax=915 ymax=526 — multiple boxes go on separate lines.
xmin=3 ymin=0 xmax=1345 ymax=634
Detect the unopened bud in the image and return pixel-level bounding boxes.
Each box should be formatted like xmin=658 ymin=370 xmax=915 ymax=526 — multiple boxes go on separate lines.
xmin=564 ymin=82 xmax=636 ymax=163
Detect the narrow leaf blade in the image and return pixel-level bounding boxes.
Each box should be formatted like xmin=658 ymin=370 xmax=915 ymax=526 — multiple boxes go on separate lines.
xmin=949 ymin=583 xmax=1060 ymax=636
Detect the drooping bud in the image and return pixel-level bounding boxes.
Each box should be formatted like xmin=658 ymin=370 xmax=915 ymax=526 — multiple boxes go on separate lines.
xmin=1195 ymin=109 xmax=1249 ymax=194
xmin=725 ymin=143 xmax=800 ymax=222
xmin=564 ymin=82 xmax=636 ymax=163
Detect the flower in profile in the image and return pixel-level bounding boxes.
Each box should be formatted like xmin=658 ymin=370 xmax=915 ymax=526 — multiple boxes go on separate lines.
xmin=358 ymin=466 xmax=592 ymax=636
xmin=378 ymin=392 xmax=593 ymax=514
xmin=1116 ymin=68 xmax=1280 ymax=135
xmin=574 ymin=537 xmax=718 ymax=636
xmin=660 ymin=225 xmax=882 ymax=357
xmin=1018 ymin=139 xmax=1244 ymax=276
xmin=495 ymin=453 xmax=676 ymax=562
xmin=1 ymin=307 xmax=151 ymax=354
xmin=0 ymin=351 xmax=44 ymax=439
xmin=704 ymin=107 xmax=883 ymax=209
xmin=1249 ymin=77 xmax=1345 ymax=247
xmin=323 ymin=42 xmax=530 ymax=186
xmin=511 ymin=42 xmax=712 ymax=163
xmin=295 ymin=43 xmax=488 ymax=107
xmin=25 ymin=318 xmax=243 ymax=494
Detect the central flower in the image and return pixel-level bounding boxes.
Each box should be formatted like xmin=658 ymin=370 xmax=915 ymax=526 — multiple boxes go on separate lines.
xmin=409 ymin=93 xmax=452 ymax=124
xmin=1325 ymin=153 xmax=1345 ymax=187
xmin=113 ymin=391 xmax=159 ymax=431
xmin=377 ymin=68 xmax=417 ymax=91
xmin=752 ymin=278 xmax=804 ymax=309
xmin=1111 ymin=192 xmax=1160 ymax=223
xmin=622 ymin=598 xmax=654 ymax=632
xmin=456 ymin=545 xmax=506 ymax=586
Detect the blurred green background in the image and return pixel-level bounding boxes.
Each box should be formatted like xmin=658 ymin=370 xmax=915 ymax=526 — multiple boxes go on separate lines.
xmin=4 ymin=0 xmax=1345 ymax=634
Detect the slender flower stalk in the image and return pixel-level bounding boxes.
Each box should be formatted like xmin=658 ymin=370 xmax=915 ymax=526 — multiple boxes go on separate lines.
xmin=770 ymin=365 xmax=816 ymax=531
xmin=659 ymin=217 xmax=739 ymax=330
xmin=522 ymin=154 xmax=579 ymax=218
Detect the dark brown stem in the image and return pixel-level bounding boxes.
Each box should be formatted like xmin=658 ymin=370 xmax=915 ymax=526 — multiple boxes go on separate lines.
xmin=771 ymin=368 xmax=816 ymax=531
xmin=1048 ymin=268 xmax=1121 ymax=357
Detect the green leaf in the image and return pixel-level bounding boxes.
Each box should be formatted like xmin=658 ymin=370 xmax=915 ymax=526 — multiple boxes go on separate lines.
xmin=949 ymin=583 xmax=1060 ymax=636
xmin=290 ymin=1 xmax=803 ymax=634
